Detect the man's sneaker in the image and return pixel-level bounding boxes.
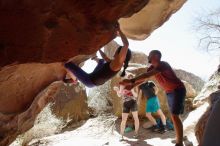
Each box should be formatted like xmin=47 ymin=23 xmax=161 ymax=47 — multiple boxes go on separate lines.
xmin=147 ymin=125 xmax=160 ymax=132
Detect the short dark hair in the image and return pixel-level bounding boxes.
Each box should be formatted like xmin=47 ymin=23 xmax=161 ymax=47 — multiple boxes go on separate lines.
xmin=147 ymin=81 xmax=156 ymax=88
xmin=149 ymin=50 xmax=162 ymax=59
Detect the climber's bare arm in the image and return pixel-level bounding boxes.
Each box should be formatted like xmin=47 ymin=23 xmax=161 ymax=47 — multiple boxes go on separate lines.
xmin=110 ymin=25 xmax=129 ymax=71
xmin=98 ymin=50 xmax=111 ymax=62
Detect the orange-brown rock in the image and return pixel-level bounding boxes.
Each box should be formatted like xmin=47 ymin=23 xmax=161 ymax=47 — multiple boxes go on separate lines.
xmin=195 ymin=90 xmax=220 ymax=145
xmin=0 ymin=0 xmax=186 ymax=66
xmin=0 ymin=81 xmax=62 ymax=146
xmin=0 ymin=0 xmax=150 ymax=66
xmin=0 ymin=62 xmax=89 ymax=146
xmin=0 ymin=63 xmax=66 ymax=114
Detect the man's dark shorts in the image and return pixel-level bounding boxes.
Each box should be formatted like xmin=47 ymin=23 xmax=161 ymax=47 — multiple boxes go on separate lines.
xmin=166 ymin=87 xmax=186 ymax=115
xmin=123 ymin=99 xmax=138 ymax=113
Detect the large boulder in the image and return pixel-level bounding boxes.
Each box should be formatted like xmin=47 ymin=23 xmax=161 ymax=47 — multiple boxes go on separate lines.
xmin=52 ymin=83 xmax=88 ymax=122
xmin=0 ymin=63 xmax=88 ymax=146
xmin=0 ymin=63 xmax=66 ymax=114
xmin=175 ymin=69 xmax=205 ymax=93
xmin=12 ymin=84 xmax=89 ymax=146
xmin=195 ymin=89 xmax=220 ymax=146
xmin=0 ymin=0 xmax=186 ymax=66
xmin=193 ymin=69 xmax=220 ymax=107
xmin=194 ymin=67 xmax=220 ymax=145
xmin=119 ymin=0 xmax=187 ymax=40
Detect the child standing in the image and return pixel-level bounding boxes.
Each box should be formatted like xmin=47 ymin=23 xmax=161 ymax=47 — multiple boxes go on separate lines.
xmin=114 ymin=74 xmax=140 ymax=139
xmin=139 ymin=81 xmax=166 ymax=133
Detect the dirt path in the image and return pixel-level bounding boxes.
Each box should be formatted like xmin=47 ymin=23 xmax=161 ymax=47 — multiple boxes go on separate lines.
xmin=26 ymin=111 xmax=199 ymax=146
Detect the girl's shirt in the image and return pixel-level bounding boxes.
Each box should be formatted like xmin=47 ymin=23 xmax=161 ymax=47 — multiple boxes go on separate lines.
xmin=120 ymin=88 xmax=137 ymax=102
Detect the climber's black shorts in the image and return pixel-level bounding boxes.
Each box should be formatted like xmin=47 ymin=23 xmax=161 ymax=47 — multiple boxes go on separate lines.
xmin=166 ymin=87 xmax=186 ymax=115
xmin=123 ymin=99 xmax=138 ymax=113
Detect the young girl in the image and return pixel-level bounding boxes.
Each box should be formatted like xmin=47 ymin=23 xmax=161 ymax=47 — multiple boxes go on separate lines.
xmin=114 ymin=74 xmax=139 ymax=139
xmin=64 ymin=25 xmax=131 ymax=88
xmin=139 ymin=81 xmax=167 ymax=133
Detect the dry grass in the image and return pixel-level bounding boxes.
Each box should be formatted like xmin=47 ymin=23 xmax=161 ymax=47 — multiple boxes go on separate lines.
xmin=11 ymin=104 xmax=66 ymax=146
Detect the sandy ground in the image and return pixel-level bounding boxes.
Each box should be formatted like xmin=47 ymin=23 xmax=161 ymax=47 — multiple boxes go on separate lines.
xmin=9 ymin=103 xmax=209 ymax=146
xmin=25 ymin=104 xmax=209 ymax=146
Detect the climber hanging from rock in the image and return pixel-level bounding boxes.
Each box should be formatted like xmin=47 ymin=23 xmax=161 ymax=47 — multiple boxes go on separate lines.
xmin=63 ymin=23 xmax=131 ymax=88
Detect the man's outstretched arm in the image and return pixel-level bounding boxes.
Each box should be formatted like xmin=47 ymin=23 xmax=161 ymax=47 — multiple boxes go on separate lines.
xmin=120 ymin=69 xmax=160 ymax=87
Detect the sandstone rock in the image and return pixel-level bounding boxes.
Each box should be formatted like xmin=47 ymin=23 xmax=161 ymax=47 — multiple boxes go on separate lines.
xmin=195 ymin=90 xmax=220 ymax=145
xmin=52 ymin=83 xmax=88 ymax=122
xmin=201 ymin=90 xmax=220 ymax=146
xmin=183 ymin=102 xmax=209 ymax=146
xmin=189 ymin=67 xmax=220 ymax=145
xmin=0 ymin=63 xmax=66 ymax=114
xmin=0 ymin=81 xmax=62 ymax=146
xmin=87 ymin=81 xmax=112 ymax=113
xmin=11 ymin=84 xmax=89 ymax=146
xmin=175 ymin=69 xmax=205 ymax=92
xmin=0 ymin=63 xmax=89 ymax=146
xmin=0 ymin=0 xmax=186 ymax=66
xmin=119 ymin=0 xmax=187 ymax=40
xmin=193 ymin=70 xmax=220 ymax=107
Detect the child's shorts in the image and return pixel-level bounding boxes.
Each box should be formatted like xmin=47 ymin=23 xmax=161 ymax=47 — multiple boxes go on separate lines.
xmin=146 ymin=97 xmax=160 ymax=113
xmin=123 ymin=99 xmax=138 ymax=113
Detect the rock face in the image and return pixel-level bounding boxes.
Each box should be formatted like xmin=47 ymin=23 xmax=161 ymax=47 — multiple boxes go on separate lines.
xmin=0 ymin=81 xmax=62 ymax=146
xmin=52 ymin=83 xmax=88 ymax=122
xmin=195 ymin=90 xmax=220 ymax=146
xmin=0 ymin=0 xmax=186 ymax=66
xmin=0 ymin=63 xmax=66 ymax=114
xmin=119 ymin=0 xmax=187 ymax=40
xmin=194 ymin=68 xmax=220 ymax=145
xmin=175 ymin=69 xmax=205 ymax=93
xmin=193 ymin=70 xmax=220 ymax=107
xmin=0 ymin=63 xmax=88 ymax=146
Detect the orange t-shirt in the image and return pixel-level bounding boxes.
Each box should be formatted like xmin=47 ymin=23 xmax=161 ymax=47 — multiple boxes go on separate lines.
xmin=147 ymin=61 xmax=184 ymax=93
